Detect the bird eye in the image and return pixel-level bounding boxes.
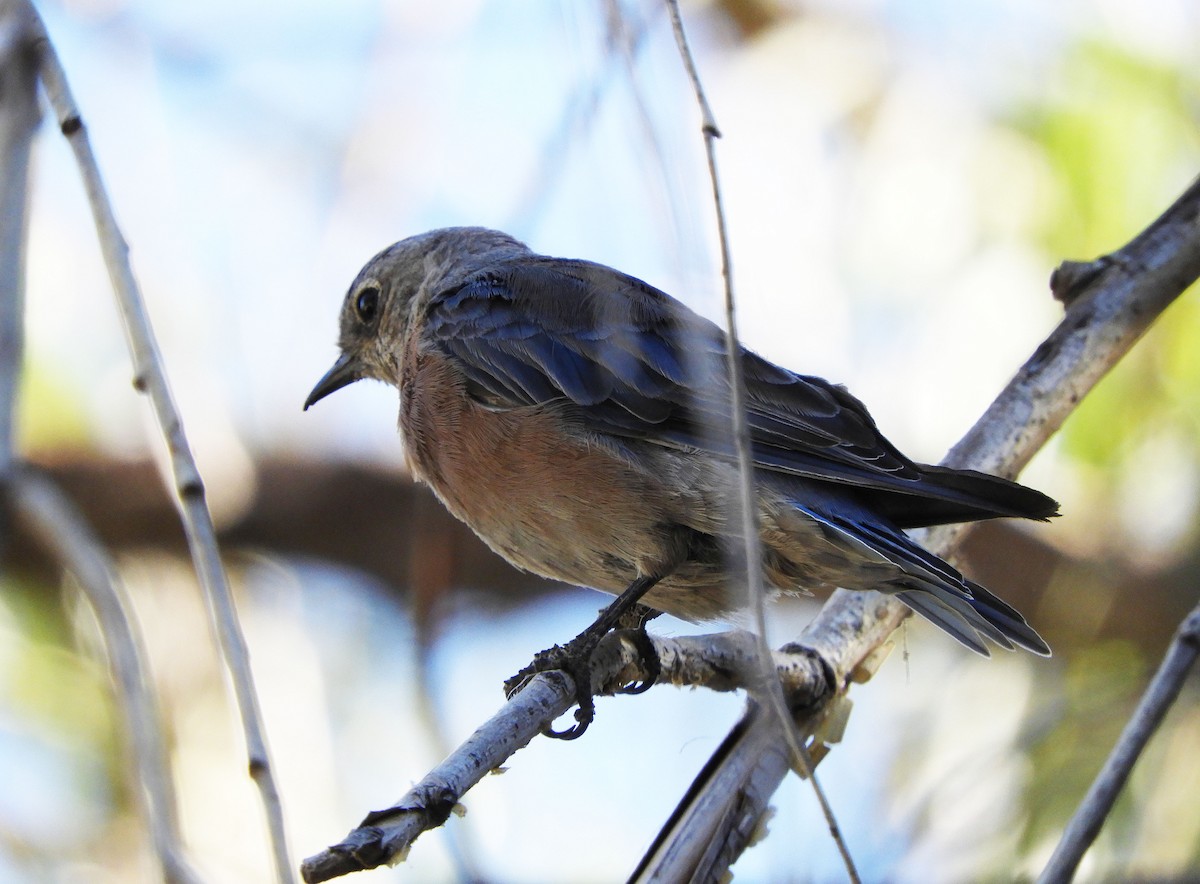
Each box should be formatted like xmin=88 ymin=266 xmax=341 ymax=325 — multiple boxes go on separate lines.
xmin=355 ymin=285 xmax=380 ymax=323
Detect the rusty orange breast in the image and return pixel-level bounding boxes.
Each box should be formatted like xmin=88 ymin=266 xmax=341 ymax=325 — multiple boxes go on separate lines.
xmin=397 ymin=343 xmax=680 ymax=591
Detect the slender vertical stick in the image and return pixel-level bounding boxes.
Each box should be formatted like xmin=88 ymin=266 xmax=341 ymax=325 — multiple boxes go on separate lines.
xmin=663 ymin=2 xmax=860 ymax=880
xmin=0 ymin=7 xmax=198 ymax=879
xmin=18 ymin=3 xmax=295 ymax=880
xmin=0 ymin=1 xmax=38 ymax=469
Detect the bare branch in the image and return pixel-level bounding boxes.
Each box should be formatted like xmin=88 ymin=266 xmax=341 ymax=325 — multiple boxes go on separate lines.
xmin=299 ymin=628 xmax=832 ymax=882
xmin=649 ymin=175 xmax=1200 ymax=880
xmin=1039 ymin=601 xmax=1200 ymax=884
xmin=11 ymin=469 xmax=203 ymax=883
xmin=0 ymin=9 xmax=197 ymax=878
xmin=0 ymin=0 xmax=38 ymax=469
xmin=16 ymin=4 xmax=295 ymax=880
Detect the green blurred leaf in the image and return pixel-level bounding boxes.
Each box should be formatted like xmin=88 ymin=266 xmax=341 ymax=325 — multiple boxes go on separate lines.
xmin=1009 ymin=41 xmax=1200 ymax=543
xmin=15 ymin=361 xmax=93 ymax=453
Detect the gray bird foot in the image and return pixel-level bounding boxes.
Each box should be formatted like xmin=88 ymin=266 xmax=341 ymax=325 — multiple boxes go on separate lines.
xmin=502 ymin=604 xmax=663 ymax=740
xmin=505 ymin=576 xmax=667 ymax=740
xmin=503 ymin=636 xmax=602 ymax=741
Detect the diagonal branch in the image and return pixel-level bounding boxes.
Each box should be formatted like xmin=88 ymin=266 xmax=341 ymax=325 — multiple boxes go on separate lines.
xmin=298 ymin=628 xmax=834 ymax=882
xmin=1038 ymin=600 xmax=1200 ymax=883
xmin=16 ymin=3 xmax=295 ymax=880
xmin=807 ymin=174 xmax=1200 ymax=690
xmin=11 ymin=469 xmax=203 ymax=884
xmin=640 ymin=174 xmax=1200 ymax=880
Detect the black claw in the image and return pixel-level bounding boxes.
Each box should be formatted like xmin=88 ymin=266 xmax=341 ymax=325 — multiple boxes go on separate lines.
xmin=503 ymin=639 xmax=601 ymax=740
xmin=614 ymin=620 xmax=661 ymax=695
xmin=544 ymin=698 xmax=595 ymax=740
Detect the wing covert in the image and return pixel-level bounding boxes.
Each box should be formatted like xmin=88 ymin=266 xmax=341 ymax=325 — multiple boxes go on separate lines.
xmin=422 ymin=260 xmax=924 ymax=488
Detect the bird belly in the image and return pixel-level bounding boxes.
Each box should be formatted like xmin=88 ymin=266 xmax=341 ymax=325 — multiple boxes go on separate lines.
xmin=400 ymin=350 xmax=701 ymax=603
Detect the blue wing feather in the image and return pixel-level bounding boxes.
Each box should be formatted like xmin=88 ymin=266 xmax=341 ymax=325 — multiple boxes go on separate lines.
xmin=423 ymin=258 xmax=1057 ymax=528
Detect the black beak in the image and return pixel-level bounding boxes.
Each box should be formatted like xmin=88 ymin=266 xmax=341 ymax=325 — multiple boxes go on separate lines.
xmin=304 ymin=353 xmax=364 ymax=410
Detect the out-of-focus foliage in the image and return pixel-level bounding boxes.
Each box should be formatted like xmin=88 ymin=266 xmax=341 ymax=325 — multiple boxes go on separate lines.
xmin=996 ymin=41 xmax=1200 ymax=879
xmin=1012 ymin=41 xmax=1200 ymax=561
xmin=15 ymin=364 xmax=92 ymax=453
xmin=0 ymin=579 xmax=134 ymax=879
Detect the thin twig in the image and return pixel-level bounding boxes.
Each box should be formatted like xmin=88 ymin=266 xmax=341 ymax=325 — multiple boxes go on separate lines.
xmin=0 ymin=10 xmax=196 ymax=878
xmin=1039 ymin=601 xmax=1200 ymax=884
xmin=663 ymin=2 xmax=861 ymax=880
xmin=299 ymin=664 xmax=576 ymax=883
xmin=11 ymin=469 xmax=203 ymax=884
xmin=19 ymin=4 xmax=295 ymax=880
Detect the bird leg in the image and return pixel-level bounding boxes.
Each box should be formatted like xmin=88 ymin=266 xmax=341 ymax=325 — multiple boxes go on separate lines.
xmin=612 ymin=603 xmax=662 ymax=696
xmin=504 ymin=574 xmax=664 ymax=740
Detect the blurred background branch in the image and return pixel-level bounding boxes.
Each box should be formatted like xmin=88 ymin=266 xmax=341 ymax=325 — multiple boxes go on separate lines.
xmin=10 ymin=456 xmax=1191 ymax=654
xmin=0 ymin=3 xmax=194 ymax=879
xmin=1041 ymin=600 xmax=1200 ymax=882
xmin=11 ymin=468 xmax=201 ymax=883
xmin=299 ymin=626 xmax=835 ymax=880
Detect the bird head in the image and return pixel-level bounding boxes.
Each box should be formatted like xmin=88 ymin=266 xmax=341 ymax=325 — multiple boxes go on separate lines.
xmin=304 ymin=227 xmax=528 ymax=409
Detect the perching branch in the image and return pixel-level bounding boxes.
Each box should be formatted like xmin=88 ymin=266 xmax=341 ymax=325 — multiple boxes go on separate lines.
xmin=303 ymin=174 xmax=1200 ymax=884
xmin=16 ymin=3 xmax=295 ymax=881
xmin=1038 ymin=601 xmax=1200 ymax=883
xmin=641 ymin=175 xmax=1200 ymax=880
xmin=299 ymin=627 xmax=833 ymax=883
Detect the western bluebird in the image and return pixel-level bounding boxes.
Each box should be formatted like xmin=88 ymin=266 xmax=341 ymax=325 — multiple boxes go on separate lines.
xmin=306 ymin=227 xmax=1056 ymax=737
